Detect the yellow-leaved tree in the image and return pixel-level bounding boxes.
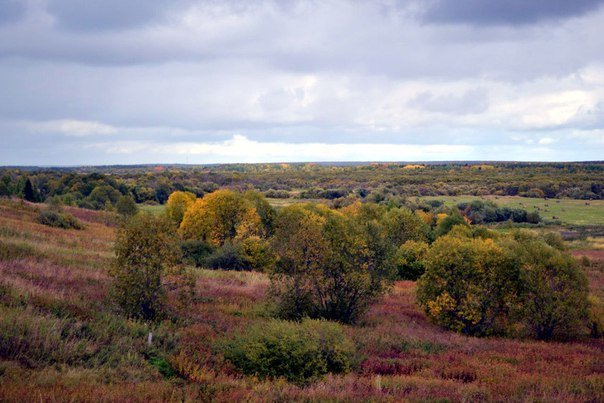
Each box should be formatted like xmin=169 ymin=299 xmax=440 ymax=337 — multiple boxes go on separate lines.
xmin=179 ymin=189 xmax=262 ymax=246
xmin=165 ymin=191 xmax=196 ymax=225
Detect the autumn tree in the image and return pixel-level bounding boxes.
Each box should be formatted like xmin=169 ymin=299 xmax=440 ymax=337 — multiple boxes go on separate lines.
xmin=271 ymin=204 xmax=395 ymax=323
xmin=506 ymin=231 xmax=590 ymax=340
xmin=434 ymin=208 xmax=468 ymax=237
xmin=417 ymin=234 xmax=516 ymax=336
xmin=166 ymin=190 xmax=196 ymax=225
xmin=179 ymin=189 xmax=262 ymax=246
xmin=383 ymin=207 xmax=428 ymax=246
xmin=395 ymin=240 xmax=429 ymax=280
xmin=244 ymin=190 xmax=276 ymax=237
xmin=417 ymin=230 xmax=591 ymax=339
xmin=110 ymin=213 xmax=181 ymax=322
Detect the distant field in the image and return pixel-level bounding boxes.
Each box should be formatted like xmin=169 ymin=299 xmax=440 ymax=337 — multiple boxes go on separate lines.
xmin=419 ymin=196 xmax=604 ymax=226
xmin=265 ymin=197 xmax=327 ymax=207
xmin=139 ymin=204 xmax=166 ymax=215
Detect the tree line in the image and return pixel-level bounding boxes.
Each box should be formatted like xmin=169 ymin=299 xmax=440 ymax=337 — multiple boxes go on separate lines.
xmin=1 ymin=162 xmax=602 ymax=210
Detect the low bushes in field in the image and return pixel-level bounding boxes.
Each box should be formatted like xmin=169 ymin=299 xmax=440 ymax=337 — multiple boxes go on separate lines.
xmin=417 ymin=227 xmax=590 ymax=340
xmin=219 ymin=319 xmax=355 ymax=384
xmin=37 ymin=208 xmax=83 ymax=230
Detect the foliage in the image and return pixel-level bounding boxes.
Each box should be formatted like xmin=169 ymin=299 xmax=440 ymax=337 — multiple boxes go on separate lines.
xmin=115 ymin=195 xmax=138 ymax=217
xmin=457 ymin=200 xmax=541 ymax=224
xmin=166 ymin=191 xmax=196 ymax=225
xmin=395 ymin=240 xmax=429 ymax=280
xmin=179 ymin=189 xmax=262 ymax=246
xmin=383 ymin=207 xmax=429 ymax=246
xmin=507 ymin=232 xmax=590 ymax=340
xmin=22 ymin=178 xmax=38 ymax=202
xmin=417 ymin=235 xmax=516 ymax=336
xmin=270 ymin=204 xmax=395 ymax=324
xmin=220 ymin=319 xmax=355 ymax=384
xmin=85 ymin=185 xmax=122 ymax=210
xmin=435 ymin=209 xmax=468 ymax=237
xmin=205 ymin=242 xmax=248 ymax=271
xmin=417 ymin=231 xmax=591 ymax=339
xmin=109 ymin=213 xmax=181 ymax=322
xmin=244 ymin=190 xmax=276 ymax=237
xmin=181 ymin=239 xmax=214 ymax=267
xmin=37 ymin=205 xmax=83 ymax=230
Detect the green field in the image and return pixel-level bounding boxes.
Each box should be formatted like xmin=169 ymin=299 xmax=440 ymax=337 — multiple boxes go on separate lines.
xmin=138 ymin=204 xmax=166 ymax=215
xmin=419 ymin=196 xmax=604 ymax=226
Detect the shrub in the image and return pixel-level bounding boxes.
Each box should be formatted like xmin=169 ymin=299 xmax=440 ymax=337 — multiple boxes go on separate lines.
xmin=181 ymin=240 xmax=214 ymax=267
xmin=109 ymin=213 xmax=181 ymax=322
xmin=37 ymin=208 xmax=83 ymax=230
xmin=417 ymin=231 xmax=591 ymax=339
xmin=115 ymin=195 xmax=138 ymax=217
xmin=205 ymin=242 xmax=247 ymax=271
xmin=508 ymin=233 xmax=590 ymax=340
xmin=395 ymin=240 xmax=429 ymax=280
xmin=270 ymin=204 xmax=395 ymax=323
xmin=220 ymin=319 xmax=355 ymax=384
xmin=435 ymin=209 xmax=468 ymax=237
xmin=417 ymin=235 xmax=516 ymax=336
xmin=383 ymin=207 xmax=428 ymax=246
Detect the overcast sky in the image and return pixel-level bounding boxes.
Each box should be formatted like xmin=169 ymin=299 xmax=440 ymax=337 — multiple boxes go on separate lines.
xmin=1 ymin=0 xmax=603 ymax=165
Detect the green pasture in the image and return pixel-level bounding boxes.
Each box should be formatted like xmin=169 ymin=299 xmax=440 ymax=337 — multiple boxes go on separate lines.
xmin=419 ymin=195 xmax=604 ymax=226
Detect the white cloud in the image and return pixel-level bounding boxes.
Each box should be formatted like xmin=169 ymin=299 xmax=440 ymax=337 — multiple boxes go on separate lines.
xmin=156 ymin=135 xmax=474 ymax=162
xmin=27 ymin=119 xmax=117 ymax=136
xmin=538 ymin=137 xmax=556 ymax=145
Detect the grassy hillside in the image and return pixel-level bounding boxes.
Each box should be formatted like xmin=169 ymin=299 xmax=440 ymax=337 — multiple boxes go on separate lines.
xmin=420 ymin=195 xmax=604 ymax=226
xmin=1 ymin=199 xmax=603 ymax=401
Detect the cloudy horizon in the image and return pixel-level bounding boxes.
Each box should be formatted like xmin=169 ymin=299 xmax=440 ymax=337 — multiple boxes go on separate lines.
xmin=1 ymin=0 xmax=604 ymax=165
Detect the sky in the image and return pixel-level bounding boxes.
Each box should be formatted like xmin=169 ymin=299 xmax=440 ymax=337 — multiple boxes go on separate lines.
xmin=1 ymin=0 xmax=603 ymax=165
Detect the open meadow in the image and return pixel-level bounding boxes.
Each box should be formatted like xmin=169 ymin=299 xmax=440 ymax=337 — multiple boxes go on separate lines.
xmin=1 ymin=197 xmax=603 ymax=402
xmin=419 ymin=196 xmax=604 ymax=226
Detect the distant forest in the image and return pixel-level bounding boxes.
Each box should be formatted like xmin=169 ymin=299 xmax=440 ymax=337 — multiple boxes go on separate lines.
xmin=0 ymin=162 xmax=602 ymax=210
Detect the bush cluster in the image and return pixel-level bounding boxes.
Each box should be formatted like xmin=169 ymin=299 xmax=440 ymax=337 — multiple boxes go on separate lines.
xmin=417 ymin=227 xmax=590 ymax=340
xmin=220 ymin=319 xmax=355 ymax=384
xmin=37 ymin=209 xmax=83 ymax=230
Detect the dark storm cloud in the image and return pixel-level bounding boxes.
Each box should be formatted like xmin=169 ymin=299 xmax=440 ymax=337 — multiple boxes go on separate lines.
xmin=422 ymin=0 xmax=604 ymax=25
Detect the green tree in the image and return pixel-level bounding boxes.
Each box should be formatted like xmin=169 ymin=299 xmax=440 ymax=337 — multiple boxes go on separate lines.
xmin=244 ymin=190 xmax=276 ymax=237
xmin=22 ymin=178 xmax=37 ymax=202
xmin=115 ymin=195 xmax=138 ymax=217
xmin=417 ymin=230 xmax=591 ymax=339
xmin=383 ymin=207 xmax=428 ymax=246
xmin=507 ymin=232 xmax=590 ymax=340
xmin=435 ymin=208 xmax=468 ymax=237
xmin=395 ymin=240 xmax=429 ymax=280
xmin=166 ymin=191 xmax=196 ymax=225
xmin=109 ymin=213 xmax=180 ymax=323
xmin=417 ymin=235 xmax=516 ymax=336
xmin=271 ymin=204 xmax=394 ymax=323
